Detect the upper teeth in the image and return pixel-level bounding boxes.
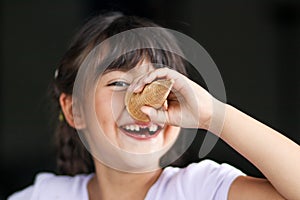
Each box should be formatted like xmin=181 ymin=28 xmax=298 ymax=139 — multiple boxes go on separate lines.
xmin=149 ymin=124 xmax=158 ymax=132
xmin=124 ymin=124 xmax=158 ymax=132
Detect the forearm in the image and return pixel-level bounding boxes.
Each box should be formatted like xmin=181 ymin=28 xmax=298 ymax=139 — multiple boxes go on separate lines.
xmin=214 ymin=104 xmax=300 ymax=200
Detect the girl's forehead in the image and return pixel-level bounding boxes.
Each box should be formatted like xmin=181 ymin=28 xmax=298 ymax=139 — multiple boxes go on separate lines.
xmin=129 ymin=60 xmax=155 ymax=74
xmin=105 ymin=60 xmax=155 ymax=76
xmin=100 ymin=61 xmax=155 ymax=81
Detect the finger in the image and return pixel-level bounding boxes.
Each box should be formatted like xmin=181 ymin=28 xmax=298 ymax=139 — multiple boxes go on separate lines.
xmin=130 ymin=67 xmax=184 ymax=93
xmin=127 ymin=78 xmax=145 ymax=94
xmin=128 ymin=73 xmax=154 ymax=93
xmin=142 ymin=68 xmax=176 ymax=85
xmin=127 ymin=75 xmax=144 ymax=93
xmin=140 ymin=106 xmax=169 ymax=125
xmin=162 ymin=100 xmax=168 ymax=110
xmin=132 ymin=68 xmax=176 ymax=92
xmin=140 ymin=68 xmax=188 ymax=93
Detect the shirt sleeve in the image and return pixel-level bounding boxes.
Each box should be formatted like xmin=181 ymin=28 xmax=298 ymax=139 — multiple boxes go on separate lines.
xmin=181 ymin=160 xmax=246 ymax=200
xmin=7 ymin=173 xmax=54 ymax=200
xmin=7 ymin=186 xmax=34 ymax=200
xmin=146 ymin=159 xmax=245 ymax=200
xmin=7 ymin=173 xmax=91 ymax=200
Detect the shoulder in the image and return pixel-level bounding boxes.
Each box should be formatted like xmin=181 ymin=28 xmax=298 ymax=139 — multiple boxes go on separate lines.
xmin=146 ymin=160 xmax=245 ymax=200
xmin=8 ymin=172 xmax=93 ymax=200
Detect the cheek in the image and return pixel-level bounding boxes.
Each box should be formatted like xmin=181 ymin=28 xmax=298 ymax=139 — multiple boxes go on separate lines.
xmin=110 ymin=91 xmax=127 ymax=121
xmin=94 ymin=91 xmax=126 ymax=126
xmin=164 ymin=126 xmax=181 ymax=145
xmin=95 ymin=92 xmax=111 ymax=125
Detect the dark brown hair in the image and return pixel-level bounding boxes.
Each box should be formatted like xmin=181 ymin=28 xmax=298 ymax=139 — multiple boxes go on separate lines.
xmin=51 ymin=12 xmax=187 ymax=175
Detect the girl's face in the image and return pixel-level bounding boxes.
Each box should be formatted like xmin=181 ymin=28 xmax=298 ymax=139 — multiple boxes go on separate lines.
xmin=93 ymin=61 xmax=180 ymax=154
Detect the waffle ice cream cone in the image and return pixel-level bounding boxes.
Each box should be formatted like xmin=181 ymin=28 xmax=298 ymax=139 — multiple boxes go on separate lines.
xmin=125 ymin=79 xmax=174 ymax=122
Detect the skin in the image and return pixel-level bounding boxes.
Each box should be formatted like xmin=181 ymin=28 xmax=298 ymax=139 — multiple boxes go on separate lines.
xmin=60 ymin=65 xmax=300 ymax=200
xmin=93 ymin=64 xmax=180 ymax=154
xmin=60 ymin=62 xmax=180 ymax=199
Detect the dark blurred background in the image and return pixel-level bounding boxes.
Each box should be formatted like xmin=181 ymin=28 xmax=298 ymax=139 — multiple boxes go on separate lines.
xmin=1 ymin=0 xmax=299 ymax=199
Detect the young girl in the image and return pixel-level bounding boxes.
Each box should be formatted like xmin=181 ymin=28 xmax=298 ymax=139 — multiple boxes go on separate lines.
xmin=9 ymin=12 xmax=300 ymax=200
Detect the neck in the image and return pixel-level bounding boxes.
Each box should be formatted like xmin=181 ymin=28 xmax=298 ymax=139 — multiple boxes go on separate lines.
xmin=88 ymin=163 xmax=162 ymax=200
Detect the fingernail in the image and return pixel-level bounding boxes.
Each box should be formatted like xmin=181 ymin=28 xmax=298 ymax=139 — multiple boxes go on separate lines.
xmin=128 ymin=84 xmax=134 ymax=92
xmin=133 ymin=84 xmax=142 ymax=93
xmin=140 ymin=106 xmax=149 ymax=114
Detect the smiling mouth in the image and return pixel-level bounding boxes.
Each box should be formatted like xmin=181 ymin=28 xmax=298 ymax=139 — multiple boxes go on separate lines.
xmin=120 ymin=123 xmax=162 ymax=140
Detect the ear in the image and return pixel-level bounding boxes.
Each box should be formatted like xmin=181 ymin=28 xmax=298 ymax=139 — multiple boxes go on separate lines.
xmin=59 ymin=93 xmax=86 ymax=129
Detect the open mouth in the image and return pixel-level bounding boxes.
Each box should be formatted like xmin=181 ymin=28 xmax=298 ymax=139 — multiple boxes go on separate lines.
xmin=120 ymin=123 xmax=162 ymax=140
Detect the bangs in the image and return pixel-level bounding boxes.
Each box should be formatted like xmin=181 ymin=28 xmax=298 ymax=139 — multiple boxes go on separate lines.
xmin=104 ymin=48 xmax=187 ymax=74
xmin=94 ymin=15 xmax=187 ymax=76
xmin=77 ymin=15 xmax=188 ymax=90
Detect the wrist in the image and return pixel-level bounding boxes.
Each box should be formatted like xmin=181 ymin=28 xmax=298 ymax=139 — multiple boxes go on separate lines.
xmin=204 ymin=98 xmax=227 ymax=136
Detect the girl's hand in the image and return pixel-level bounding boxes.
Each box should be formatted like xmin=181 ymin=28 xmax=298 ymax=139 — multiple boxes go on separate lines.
xmin=128 ymin=67 xmax=215 ymax=130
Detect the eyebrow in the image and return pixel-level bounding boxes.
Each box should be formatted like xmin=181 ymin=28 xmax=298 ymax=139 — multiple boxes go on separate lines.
xmin=101 ymin=68 xmax=131 ymax=77
xmin=100 ymin=69 xmax=130 ymax=80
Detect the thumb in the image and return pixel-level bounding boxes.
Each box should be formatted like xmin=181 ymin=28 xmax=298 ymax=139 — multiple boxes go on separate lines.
xmin=141 ymin=106 xmax=169 ymax=124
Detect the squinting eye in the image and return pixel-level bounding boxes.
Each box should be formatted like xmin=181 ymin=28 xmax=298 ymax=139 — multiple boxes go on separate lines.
xmin=107 ymin=81 xmax=130 ymax=87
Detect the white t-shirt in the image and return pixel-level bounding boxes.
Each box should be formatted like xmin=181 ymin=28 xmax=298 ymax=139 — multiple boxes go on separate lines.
xmin=8 ymin=160 xmax=244 ymax=200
